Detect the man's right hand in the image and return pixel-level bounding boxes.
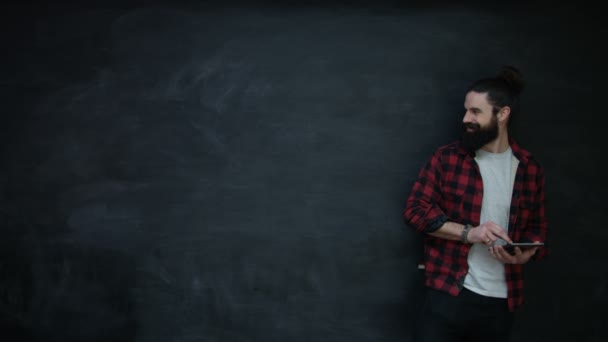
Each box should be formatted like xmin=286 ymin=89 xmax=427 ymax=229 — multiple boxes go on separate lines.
xmin=467 ymin=221 xmax=512 ymax=246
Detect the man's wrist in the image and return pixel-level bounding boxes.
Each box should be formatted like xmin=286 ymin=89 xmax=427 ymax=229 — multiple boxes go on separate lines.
xmin=461 ymin=224 xmax=472 ymax=244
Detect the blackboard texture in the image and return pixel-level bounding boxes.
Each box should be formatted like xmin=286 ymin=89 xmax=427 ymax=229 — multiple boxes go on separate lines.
xmin=1 ymin=1 xmax=606 ymax=341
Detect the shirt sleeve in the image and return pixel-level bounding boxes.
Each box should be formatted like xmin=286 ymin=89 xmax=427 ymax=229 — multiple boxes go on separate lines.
xmin=403 ymin=150 xmax=449 ymax=234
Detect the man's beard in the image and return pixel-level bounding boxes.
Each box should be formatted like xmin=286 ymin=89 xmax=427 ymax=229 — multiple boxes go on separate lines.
xmin=462 ymin=116 xmax=499 ymax=152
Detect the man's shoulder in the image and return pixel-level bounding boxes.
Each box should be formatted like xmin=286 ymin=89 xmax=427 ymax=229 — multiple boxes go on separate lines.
xmin=422 ymin=141 xmax=467 ymax=167
xmin=510 ymin=141 xmax=544 ymax=169
xmin=434 ymin=141 xmax=465 ymax=156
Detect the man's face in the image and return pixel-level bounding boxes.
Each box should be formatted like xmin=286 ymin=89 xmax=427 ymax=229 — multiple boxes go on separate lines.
xmin=462 ymin=91 xmax=499 ymax=151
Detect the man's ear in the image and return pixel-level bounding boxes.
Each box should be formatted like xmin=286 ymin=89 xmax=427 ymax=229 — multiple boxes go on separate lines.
xmin=498 ymin=106 xmax=511 ymax=123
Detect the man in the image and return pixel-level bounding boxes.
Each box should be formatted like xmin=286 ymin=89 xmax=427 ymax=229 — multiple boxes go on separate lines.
xmin=403 ymin=66 xmax=548 ymax=342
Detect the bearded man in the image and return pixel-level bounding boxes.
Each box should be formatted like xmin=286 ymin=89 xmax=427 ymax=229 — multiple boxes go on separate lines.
xmin=403 ymin=66 xmax=549 ymax=342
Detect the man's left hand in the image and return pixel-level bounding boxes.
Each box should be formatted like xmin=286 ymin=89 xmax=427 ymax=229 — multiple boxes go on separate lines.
xmin=489 ymin=244 xmax=538 ymax=264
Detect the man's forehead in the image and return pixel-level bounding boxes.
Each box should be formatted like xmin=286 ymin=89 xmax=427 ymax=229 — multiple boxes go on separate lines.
xmin=465 ymin=91 xmax=491 ymax=107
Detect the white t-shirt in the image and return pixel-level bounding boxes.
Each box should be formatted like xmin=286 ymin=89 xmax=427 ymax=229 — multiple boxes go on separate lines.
xmin=463 ymin=147 xmax=518 ymax=298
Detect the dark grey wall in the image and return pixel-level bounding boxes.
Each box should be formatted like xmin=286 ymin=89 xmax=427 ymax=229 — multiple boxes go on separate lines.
xmin=1 ymin=1 xmax=606 ymax=341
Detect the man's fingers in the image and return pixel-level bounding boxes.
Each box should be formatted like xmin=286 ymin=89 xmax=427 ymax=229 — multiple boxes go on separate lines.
xmin=523 ymin=247 xmax=539 ymax=257
xmin=491 ymin=245 xmax=537 ymax=264
xmin=486 ymin=231 xmax=511 ymax=245
xmin=493 ymin=246 xmax=515 ymax=263
xmin=487 ymin=225 xmax=512 ymax=244
xmin=514 ymin=247 xmax=537 ymax=263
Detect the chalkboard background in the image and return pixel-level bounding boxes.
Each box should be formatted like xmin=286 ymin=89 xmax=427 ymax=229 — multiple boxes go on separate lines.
xmin=1 ymin=1 xmax=606 ymax=341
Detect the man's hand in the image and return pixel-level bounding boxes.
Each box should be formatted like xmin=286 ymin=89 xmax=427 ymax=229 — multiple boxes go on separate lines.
xmin=489 ymin=244 xmax=539 ymax=264
xmin=467 ymin=221 xmax=512 ymax=246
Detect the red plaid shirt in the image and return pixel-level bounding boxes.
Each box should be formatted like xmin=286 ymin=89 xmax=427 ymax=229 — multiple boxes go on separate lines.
xmin=403 ymin=139 xmax=548 ymax=311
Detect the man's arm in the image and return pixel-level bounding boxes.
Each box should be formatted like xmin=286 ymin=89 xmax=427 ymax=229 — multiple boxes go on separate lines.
xmin=403 ymin=150 xmax=512 ymax=244
xmin=427 ymin=221 xmax=465 ymax=240
xmin=431 ymin=221 xmax=512 ymax=244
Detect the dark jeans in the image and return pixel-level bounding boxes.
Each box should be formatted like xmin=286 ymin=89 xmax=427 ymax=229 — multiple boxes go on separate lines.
xmin=415 ymin=287 xmax=514 ymax=342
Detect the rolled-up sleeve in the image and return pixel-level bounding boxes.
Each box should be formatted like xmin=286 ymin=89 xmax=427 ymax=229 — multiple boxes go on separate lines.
xmin=403 ymin=151 xmax=448 ymax=234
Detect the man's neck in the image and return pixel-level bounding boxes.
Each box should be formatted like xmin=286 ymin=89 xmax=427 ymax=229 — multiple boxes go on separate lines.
xmin=481 ymin=132 xmax=510 ymax=153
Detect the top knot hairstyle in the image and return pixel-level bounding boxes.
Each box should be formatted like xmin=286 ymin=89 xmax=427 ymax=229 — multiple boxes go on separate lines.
xmin=467 ymin=65 xmax=525 ymax=122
